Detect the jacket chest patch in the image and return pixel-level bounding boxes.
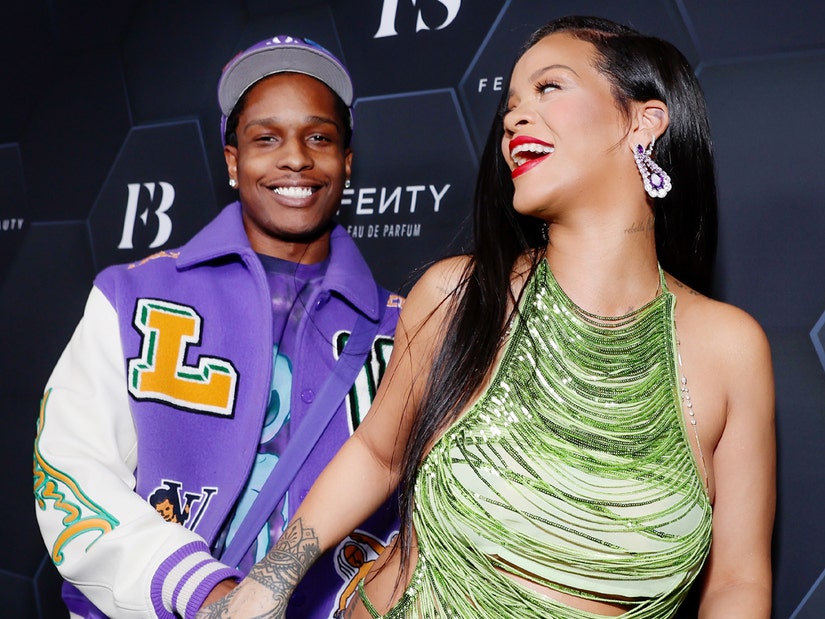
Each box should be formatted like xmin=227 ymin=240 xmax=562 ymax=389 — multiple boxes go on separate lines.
xmin=148 ymin=479 xmax=218 ymax=531
xmin=128 ymin=298 xmax=239 ymax=417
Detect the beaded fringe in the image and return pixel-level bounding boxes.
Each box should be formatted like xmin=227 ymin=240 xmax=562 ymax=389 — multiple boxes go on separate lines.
xmin=364 ymin=261 xmax=711 ymax=618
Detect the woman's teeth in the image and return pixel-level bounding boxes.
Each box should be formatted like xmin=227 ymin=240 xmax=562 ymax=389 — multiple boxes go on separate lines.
xmin=511 ymin=143 xmax=554 ymax=167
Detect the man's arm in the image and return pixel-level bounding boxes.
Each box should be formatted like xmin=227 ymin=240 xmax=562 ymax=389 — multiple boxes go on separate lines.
xmin=34 ymin=287 xmax=240 ymax=618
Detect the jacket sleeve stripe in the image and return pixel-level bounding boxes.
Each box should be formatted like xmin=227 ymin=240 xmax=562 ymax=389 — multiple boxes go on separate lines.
xmin=152 ymin=541 xmax=241 ymax=618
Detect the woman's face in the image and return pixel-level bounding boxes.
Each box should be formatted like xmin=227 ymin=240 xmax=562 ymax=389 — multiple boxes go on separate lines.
xmin=501 ymin=33 xmax=631 ymax=219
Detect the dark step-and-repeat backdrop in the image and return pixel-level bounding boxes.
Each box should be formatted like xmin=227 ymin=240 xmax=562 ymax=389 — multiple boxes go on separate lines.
xmin=3 ymin=1 xmax=825 ymax=617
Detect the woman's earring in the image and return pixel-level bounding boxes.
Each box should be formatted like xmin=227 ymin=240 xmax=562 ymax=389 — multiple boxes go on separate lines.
xmin=345 ymin=178 xmax=351 ymax=189
xmin=541 ymin=221 xmax=549 ymax=242
xmin=229 ymin=178 xmax=237 ymax=188
xmin=632 ymin=138 xmax=671 ymax=198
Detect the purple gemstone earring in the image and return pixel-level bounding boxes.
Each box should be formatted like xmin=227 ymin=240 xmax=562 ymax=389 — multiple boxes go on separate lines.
xmin=632 ymin=138 xmax=672 ymax=199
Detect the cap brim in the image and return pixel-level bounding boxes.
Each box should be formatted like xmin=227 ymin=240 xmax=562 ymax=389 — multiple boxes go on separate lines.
xmin=218 ymin=44 xmax=353 ymax=116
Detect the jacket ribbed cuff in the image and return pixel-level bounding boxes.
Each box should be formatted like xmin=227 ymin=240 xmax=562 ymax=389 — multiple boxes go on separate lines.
xmin=151 ymin=541 xmax=243 ymax=618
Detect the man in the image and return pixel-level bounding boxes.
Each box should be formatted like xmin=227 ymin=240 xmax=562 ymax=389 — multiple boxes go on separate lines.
xmin=34 ymin=36 xmax=400 ymax=619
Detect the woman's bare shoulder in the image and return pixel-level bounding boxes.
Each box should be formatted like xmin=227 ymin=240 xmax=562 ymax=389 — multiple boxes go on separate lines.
xmin=398 ymin=255 xmax=472 ymax=327
xmin=666 ymin=275 xmax=771 ymax=366
xmin=414 ymin=255 xmax=472 ymax=294
xmin=404 ymin=251 xmax=539 ymax=323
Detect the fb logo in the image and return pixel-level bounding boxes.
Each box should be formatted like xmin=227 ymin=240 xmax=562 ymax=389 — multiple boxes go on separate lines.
xmin=374 ymin=0 xmax=461 ymax=38
xmin=118 ymin=182 xmax=175 ymax=250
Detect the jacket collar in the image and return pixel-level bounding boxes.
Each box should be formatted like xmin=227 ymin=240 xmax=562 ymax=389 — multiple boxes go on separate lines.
xmin=178 ymin=202 xmax=383 ymax=321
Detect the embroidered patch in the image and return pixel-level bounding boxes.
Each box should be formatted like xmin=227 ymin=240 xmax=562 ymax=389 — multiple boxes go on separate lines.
xmin=332 ymin=530 xmax=397 ymax=615
xmin=148 ymin=479 xmax=217 ymax=531
xmin=128 ymin=298 xmax=239 ymax=417
xmin=33 ymin=390 xmax=120 ymax=565
xmin=334 ymin=332 xmax=394 ymax=433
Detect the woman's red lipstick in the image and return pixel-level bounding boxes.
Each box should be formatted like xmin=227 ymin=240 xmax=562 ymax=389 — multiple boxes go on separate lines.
xmin=509 ymin=135 xmax=554 ymax=179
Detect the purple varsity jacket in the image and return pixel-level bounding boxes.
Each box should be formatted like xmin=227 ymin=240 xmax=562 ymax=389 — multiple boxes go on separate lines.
xmin=34 ymin=202 xmax=400 ymax=618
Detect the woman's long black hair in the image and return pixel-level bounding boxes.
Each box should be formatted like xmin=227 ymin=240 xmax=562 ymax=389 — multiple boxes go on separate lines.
xmin=394 ymin=15 xmax=718 ymax=573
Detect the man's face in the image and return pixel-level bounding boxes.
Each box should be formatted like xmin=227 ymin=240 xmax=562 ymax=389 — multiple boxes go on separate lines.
xmin=224 ymin=72 xmax=352 ymax=261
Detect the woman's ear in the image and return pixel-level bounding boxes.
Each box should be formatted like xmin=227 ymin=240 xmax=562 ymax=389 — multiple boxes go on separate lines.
xmin=629 ymin=100 xmax=670 ymax=148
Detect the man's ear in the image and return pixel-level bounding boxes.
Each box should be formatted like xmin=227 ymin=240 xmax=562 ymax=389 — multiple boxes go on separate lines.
xmin=628 ymin=100 xmax=670 ymax=148
xmin=224 ymin=145 xmax=238 ymax=184
xmin=344 ymin=148 xmax=353 ymax=181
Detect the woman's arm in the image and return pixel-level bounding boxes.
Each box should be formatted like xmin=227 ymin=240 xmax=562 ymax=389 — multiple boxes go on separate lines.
xmin=698 ymin=308 xmax=775 ymax=618
xmin=196 ymin=257 xmax=471 ymax=618
xmin=195 ymin=431 xmax=396 ymax=619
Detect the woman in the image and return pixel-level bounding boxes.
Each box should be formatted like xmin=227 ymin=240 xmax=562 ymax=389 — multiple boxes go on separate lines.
xmin=199 ymin=16 xmax=774 ymax=618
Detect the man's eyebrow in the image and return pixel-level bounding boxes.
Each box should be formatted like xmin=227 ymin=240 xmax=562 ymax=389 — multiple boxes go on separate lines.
xmin=244 ymin=115 xmax=341 ymax=131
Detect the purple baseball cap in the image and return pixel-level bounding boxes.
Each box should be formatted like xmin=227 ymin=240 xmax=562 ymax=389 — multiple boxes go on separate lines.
xmin=218 ymin=35 xmax=353 ymax=143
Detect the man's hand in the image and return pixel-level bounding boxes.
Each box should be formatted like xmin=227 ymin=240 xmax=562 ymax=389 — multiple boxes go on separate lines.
xmin=202 ymin=579 xmax=238 ymax=609
xmin=196 ymin=578 xmax=286 ymax=619
xmin=195 ymin=518 xmax=321 ymax=619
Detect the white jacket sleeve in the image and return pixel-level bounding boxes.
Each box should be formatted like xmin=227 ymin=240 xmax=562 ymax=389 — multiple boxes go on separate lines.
xmin=33 ymin=287 xmax=240 ymax=619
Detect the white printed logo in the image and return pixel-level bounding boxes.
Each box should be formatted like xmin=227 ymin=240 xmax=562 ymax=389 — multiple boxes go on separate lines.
xmin=0 ymin=218 xmax=24 ymax=231
xmin=374 ymin=0 xmax=461 ymax=38
xmin=118 ymin=182 xmax=175 ymax=250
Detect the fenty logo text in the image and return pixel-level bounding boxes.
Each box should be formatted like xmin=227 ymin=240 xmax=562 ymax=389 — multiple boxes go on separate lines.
xmin=0 ymin=218 xmax=24 ymax=231
xmin=374 ymin=0 xmax=461 ymax=38
xmin=342 ymin=183 xmax=450 ymax=214
xmin=119 ymin=182 xmax=175 ymax=250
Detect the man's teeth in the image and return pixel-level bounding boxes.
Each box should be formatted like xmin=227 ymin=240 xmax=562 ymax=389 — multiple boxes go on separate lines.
xmin=273 ymin=186 xmax=314 ymax=198
xmin=511 ymin=143 xmax=554 ymax=167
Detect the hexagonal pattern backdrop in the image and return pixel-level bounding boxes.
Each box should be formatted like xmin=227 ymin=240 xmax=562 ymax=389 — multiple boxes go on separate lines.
xmin=3 ymin=1 xmax=825 ymax=617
